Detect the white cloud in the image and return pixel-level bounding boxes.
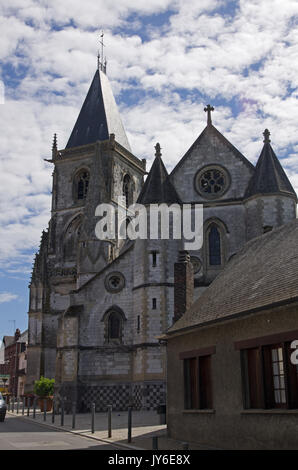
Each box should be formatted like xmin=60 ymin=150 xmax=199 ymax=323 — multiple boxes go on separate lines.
xmin=0 ymin=292 xmax=19 ymax=304
xmin=0 ymin=0 xmax=298 ymax=275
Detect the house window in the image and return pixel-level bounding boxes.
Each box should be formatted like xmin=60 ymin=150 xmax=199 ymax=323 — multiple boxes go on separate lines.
xmin=270 ymin=346 xmax=286 ymax=406
xmin=152 ymin=298 xmax=157 ymax=310
xmin=137 ymin=315 xmax=140 ymax=333
xmin=241 ymin=342 xmax=298 ymax=409
xmin=208 ymin=224 xmax=221 ymax=265
xmin=184 ymin=355 xmax=213 ymax=410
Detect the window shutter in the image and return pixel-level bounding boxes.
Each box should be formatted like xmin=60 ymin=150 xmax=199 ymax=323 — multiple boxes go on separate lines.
xmin=246 ymin=348 xmax=264 ymax=408
xmin=184 ymin=359 xmax=191 ymax=409
xmin=190 ymin=358 xmax=199 ymax=409
xmin=199 ymin=355 xmax=212 ymax=409
xmin=240 ymin=349 xmax=250 ymax=409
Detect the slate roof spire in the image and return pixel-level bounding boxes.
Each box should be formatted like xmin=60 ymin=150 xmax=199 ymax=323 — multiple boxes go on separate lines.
xmin=66 ymin=69 xmax=131 ymax=151
xmin=245 ymin=129 xmax=296 ymax=199
xmin=137 ymin=143 xmax=181 ymax=204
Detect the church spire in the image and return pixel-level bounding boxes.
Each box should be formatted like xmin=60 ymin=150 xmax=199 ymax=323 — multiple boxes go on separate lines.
xmin=245 ymin=129 xmax=296 ymax=199
xmin=137 ymin=143 xmax=181 ymax=204
xmin=66 ymin=67 xmax=130 ymax=151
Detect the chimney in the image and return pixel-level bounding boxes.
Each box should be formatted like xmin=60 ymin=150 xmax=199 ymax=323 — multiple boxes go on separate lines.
xmin=173 ymin=250 xmax=194 ymax=323
xmin=14 ymin=329 xmax=21 ymax=342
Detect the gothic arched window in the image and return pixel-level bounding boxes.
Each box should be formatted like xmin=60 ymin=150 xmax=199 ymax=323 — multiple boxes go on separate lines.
xmin=76 ymin=170 xmax=90 ymax=200
xmin=102 ymin=307 xmax=126 ymax=344
xmin=208 ymin=224 xmax=221 ymax=266
xmin=123 ymin=174 xmax=131 ymax=208
xmin=108 ymin=312 xmax=121 ymax=340
xmin=63 ymin=216 xmax=81 ymax=260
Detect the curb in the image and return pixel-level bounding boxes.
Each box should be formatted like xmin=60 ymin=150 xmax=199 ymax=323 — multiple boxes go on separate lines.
xmin=7 ymin=412 xmax=145 ymax=450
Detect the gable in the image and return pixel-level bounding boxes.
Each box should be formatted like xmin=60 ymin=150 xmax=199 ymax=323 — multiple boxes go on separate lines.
xmin=170 ymin=125 xmax=254 ymax=203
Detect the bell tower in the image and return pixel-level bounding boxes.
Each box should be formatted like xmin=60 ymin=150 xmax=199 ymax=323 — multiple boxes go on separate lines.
xmin=26 ymin=61 xmax=146 ymax=394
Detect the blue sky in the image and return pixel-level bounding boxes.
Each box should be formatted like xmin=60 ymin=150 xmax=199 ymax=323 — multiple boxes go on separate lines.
xmin=1 ymin=0 xmax=298 ymax=341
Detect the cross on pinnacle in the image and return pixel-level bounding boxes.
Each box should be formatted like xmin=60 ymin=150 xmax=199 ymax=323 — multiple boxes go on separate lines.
xmin=263 ymin=129 xmax=271 ymax=143
xmin=204 ymin=104 xmax=214 ymax=126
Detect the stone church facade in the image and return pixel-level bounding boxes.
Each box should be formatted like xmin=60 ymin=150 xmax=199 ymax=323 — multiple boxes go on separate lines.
xmin=25 ymin=64 xmax=297 ymax=411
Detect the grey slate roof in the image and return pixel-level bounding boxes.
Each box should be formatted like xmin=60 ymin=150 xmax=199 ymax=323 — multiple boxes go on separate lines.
xmin=168 ymin=218 xmax=298 ymax=334
xmin=66 ymin=69 xmax=131 ymax=151
xmin=137 ymin=154 xmax=181 ymax=205
xmin=2 ymin=336 xmax=14 ymax=347
xmin=245 ymin=139 xmax=296 ymax=199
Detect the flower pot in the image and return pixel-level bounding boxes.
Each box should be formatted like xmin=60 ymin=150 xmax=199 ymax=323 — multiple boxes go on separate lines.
xmin=38 ymin=397 xmax=53 ymax=412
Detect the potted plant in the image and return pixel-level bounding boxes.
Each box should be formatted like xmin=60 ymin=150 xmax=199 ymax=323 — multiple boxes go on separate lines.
xmin=33 ymin=377 xmax=55 ymax=412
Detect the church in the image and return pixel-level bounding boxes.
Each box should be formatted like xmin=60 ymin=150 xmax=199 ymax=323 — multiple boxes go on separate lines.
xmin=25 ymin=59 xmax=297 ymax=412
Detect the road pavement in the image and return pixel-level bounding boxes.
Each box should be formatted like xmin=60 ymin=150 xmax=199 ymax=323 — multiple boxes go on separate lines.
xmin=0 ymin=414 xmax=124 ymax=450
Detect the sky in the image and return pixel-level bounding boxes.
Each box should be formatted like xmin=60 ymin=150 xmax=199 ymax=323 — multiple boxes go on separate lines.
xmin=1 ymin=0 xmax=298 ymax=342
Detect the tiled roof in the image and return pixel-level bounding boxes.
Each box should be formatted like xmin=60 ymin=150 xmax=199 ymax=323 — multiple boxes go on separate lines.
xmin=168 ymin=219 xmax=298 ymax=334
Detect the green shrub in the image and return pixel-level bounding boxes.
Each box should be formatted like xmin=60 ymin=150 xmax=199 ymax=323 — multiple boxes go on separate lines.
xmin=33 ymin=377 xmax=55 ymax=397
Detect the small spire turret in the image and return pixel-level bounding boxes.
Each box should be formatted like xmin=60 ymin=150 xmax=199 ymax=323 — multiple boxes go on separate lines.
xmin=52 ymin=133 xmax=57 ymax=159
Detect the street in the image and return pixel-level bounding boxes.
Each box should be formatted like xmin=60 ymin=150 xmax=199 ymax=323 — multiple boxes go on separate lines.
xmin=0 ymin=414 xmax=124 ymax=450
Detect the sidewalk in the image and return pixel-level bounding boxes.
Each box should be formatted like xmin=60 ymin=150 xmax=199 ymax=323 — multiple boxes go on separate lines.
xmin=6 ymin=407 xmax=214 ymax=450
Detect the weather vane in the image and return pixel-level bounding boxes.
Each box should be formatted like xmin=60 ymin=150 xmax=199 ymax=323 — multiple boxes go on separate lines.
xmin=97 ymin=30 xmax=107 ymax=73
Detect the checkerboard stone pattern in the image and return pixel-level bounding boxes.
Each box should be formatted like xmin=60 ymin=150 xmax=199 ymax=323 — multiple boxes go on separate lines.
xmin=143 ymin=383 xmax=166 ymax=410
xmin=80 ymin=381 xmax=166 ymax=411
xmin=81 ymin=384 xmax=130 ymax=411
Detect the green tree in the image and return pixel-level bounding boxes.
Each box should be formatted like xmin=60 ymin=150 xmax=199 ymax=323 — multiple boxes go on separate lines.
xmin=33 ymin=377 xmax=55 ymax=397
